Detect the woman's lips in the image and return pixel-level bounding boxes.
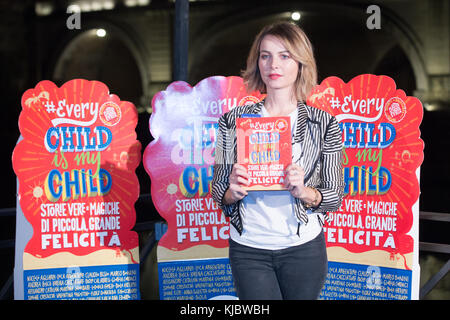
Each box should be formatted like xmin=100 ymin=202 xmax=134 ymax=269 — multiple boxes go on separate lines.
xmin=269 ymin=74 xmax=282 ymax=80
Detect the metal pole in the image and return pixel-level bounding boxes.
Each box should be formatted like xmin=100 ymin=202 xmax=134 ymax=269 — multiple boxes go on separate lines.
xmin=173 ymin=0 xmax=189 ymax=81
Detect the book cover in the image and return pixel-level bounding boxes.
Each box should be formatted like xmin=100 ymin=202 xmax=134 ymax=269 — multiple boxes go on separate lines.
xmin=236 ymin=116 xmax=292 ymax=190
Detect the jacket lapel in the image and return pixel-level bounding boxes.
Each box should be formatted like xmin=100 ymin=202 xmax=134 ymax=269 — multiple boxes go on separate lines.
xmin=294 ymin=104 xmax=322 ymax=184
xmin=249 ymin=101 xmax=263 ymax=115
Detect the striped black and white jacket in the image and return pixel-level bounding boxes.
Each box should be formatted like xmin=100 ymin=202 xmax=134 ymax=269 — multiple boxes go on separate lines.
xmin=211 ymin=100 xmax=345 ymax=236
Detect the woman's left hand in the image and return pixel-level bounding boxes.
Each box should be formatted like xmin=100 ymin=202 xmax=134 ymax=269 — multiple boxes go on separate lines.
xmin=284 ymin=164 xmax=306 ymax=198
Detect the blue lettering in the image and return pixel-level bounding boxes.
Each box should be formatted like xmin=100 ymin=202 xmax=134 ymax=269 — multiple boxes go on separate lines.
xmin=339 ymin=122 xmax=396 ymax=149
xmin=44 ymin=126 xmax=113 ymax=153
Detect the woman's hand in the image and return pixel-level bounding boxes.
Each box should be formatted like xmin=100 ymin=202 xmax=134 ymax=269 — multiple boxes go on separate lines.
xmin=223 ymin=164 xmax=249 ymax=205
xmin=285 ymin=164 xmax=322 ymax=207
xmin=284 ymin=164 xmax=306 ymax=198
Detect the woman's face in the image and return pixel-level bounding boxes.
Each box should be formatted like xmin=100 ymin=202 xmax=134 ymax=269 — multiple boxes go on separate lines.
xmin=258 ymin=35 xmax=300 ymax=93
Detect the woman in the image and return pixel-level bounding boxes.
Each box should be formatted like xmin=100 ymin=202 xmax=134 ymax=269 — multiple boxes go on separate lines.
xmin=212 ymin=22 xmax=344 ymax=300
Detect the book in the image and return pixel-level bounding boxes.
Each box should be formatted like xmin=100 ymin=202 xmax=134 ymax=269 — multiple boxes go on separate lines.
xmin=236 ymin=116 xmax=292 ymax=190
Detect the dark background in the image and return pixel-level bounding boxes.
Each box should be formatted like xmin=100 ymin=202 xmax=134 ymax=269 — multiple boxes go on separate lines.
xmin=0 ymin=0 xmax=449 ymax=299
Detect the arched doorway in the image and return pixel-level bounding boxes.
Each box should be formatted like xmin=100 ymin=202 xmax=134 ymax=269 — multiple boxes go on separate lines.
xmin=52 ymin=27 xmax=153 ymax=198
xmin=189 ymin=5 xmax=402 ymax=85
xmin=373 ymin=45 xmax=417 ymax=96
xmin=53 ymin=28 xmax=143 ymax=107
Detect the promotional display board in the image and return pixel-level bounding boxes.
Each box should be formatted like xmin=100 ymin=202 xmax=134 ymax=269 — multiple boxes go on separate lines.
xmin=307 ymin=74 xmax=424 ymax=300
xmin=144 ymin=76 xmax=264 ymax=299
xmin=12 ymin=79 xmax=141 ymax=300
xmin=236 ymin=116 xmax=292 ymax=190
xmin=145 ymin=74 xmax=422 ymax=300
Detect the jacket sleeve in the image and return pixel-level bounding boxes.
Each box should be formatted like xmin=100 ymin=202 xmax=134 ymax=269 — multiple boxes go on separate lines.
xmin=211 ymin=113 xmax=237 ymax=216
xmin=315 ymin=115 xmax=345 ymax=213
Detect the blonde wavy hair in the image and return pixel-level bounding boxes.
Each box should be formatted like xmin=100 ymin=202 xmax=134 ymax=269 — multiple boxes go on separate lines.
xmin=242 ymin=22 xmax=318 ymax=102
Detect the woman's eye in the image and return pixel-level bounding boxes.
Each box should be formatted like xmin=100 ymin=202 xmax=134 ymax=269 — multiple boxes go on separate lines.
xmin=281 ymin=54 xmax=290 ymax=59
xmin=260 ymin=54 xmax=269 ymax=60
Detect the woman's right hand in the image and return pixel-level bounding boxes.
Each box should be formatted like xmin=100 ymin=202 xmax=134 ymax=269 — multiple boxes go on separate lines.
xmin=223 ymin=164 xmax=249 ymax=205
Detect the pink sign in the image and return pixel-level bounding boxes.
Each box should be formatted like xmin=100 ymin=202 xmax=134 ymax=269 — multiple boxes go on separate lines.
xmin=144 ymin=76 xmax=264 ymax=253
xmin=12 ymin=79 xmax=141 ymax=300
xmin=308 ymin=74 xmax=424 ymax=299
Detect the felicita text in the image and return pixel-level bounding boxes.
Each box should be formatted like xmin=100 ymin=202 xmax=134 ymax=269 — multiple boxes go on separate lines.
xmin=39 ymin=201 xmax=121 ymax=250
xmin=325 ymin=198 xmax=399 ymax=250
xmin=175 ymin=198 xmax=229 ymax=244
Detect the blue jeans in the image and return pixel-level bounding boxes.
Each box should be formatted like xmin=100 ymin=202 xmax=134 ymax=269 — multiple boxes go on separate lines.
xmin=228 ymin=231 xmax=328 ymax=300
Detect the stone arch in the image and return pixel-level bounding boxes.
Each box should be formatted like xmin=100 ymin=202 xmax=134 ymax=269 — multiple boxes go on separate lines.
xmin=51 ymin=19 xmax=150 ymax=109
xmin=376 ymin=7 xmax=428 ymax=95
xmin=190 ymin=3 xmax=427 ymax=94
xmin=189 ymin=6 xmax=296 ymax=84
xmin=373 ymin=45 xmax=416 ymax=96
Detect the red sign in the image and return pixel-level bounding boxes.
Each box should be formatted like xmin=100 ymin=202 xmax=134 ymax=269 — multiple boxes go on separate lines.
xmin=144 ymin=76 xmax=264 ymax=252
xmin=237 ymin=116 xmax=292 ymax=190
xmin=12 ymin=79 xmax=141 ymax=261
xmin=307 ymin=74 xmax=424 ymax=269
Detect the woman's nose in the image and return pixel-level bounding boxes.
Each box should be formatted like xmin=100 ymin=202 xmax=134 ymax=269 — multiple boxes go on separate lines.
xmin=270 ymin=57 xmax=280 ymax=69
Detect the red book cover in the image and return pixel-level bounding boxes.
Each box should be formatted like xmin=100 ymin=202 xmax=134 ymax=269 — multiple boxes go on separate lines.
xmin=236 ymin=116 xmax=292 ymax=190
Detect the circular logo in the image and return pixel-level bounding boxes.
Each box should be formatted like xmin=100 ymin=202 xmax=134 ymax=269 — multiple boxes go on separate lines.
xmin=275 ymin=119 xmax=289 ymax=133
xmin=384 ymin=97 xmax=406 ymax=123
xmin=99 ymin=101 xmax=122 ymax=126
xmin=238 ymin=95 xmax=261 ymax=106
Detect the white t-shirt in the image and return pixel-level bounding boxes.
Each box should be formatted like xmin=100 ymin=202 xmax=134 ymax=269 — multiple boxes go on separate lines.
xmin=230 ymin=106 xmax=322 ymax=250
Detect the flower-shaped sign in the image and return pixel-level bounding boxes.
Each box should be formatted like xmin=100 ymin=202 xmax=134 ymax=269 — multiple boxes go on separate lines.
xmin=144 ymin=76 xmax=264 ymax=252
xmin=12 ymin=79 xmax=141 ymax=262
xmin=307 ymin=74 xmax=424 ymax=269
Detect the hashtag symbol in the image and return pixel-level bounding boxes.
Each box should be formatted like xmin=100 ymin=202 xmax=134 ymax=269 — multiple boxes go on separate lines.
xmin=330 ymin=97 xmax=341 ymax=109
xmin=45 ymin=101 xmax=56 ymax=113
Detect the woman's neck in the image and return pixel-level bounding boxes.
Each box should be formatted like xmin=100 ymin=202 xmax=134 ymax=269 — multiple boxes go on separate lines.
xmin=263 ymin=88 xmax=297 ymax=116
